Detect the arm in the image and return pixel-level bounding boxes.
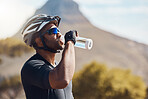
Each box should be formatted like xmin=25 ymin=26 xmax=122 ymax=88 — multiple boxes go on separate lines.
xmin=49 ymin=41 xmax=75 ymax=89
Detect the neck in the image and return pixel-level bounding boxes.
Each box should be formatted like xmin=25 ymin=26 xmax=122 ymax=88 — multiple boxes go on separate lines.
xmin=36 ymin=49 xmax=56 ymax=66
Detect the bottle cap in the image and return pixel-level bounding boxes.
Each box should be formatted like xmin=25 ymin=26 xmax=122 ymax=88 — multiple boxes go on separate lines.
xmin=86 ymin=39 xmax=93 ymax=50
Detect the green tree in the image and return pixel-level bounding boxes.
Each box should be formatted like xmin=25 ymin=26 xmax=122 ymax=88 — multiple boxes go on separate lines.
xmin=0 ymin=75 xmax=21 ymax=90
xmin=0 ymin=38 xmax=33 ymax=57
xmin=0 ymin=75 xmax=22 ymax=99
xmin=73 ymin=61 xmax=146 ymax=99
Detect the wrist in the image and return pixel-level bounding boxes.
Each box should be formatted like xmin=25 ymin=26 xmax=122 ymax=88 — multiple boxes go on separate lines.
xmin=66 ymin=41 xmax=74 ymax=45
xmin=63 ymin=41 xmax=75 ymax=54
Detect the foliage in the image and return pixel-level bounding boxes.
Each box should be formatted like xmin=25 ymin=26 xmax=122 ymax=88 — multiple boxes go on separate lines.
xmin=0 ymin=75 xmax=21 ymax=90
xmin=0 ymin=38 xmax=33 ymax=57
xmin=73 ymin=61 xmax=147 ymax=99
xmin=0 ymin=75 xmax=22 ymax=99
xmin=0 ymin=57 xmax=2 ymax=64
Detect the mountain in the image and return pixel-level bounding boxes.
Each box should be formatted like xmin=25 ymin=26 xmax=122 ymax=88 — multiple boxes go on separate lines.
xmin=12 ymin=0 xmax=148 ymax=85
xmin=35 ymin=0 xmax=89 ymax=24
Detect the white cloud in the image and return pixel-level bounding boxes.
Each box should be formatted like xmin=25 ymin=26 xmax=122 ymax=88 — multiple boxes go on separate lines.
xmin=20 ymin=0 xmax=47 ymax=9
xmin=75 ymin=0 xmax=148 ymax=44
xmin=0 ymin=0 xmax=47 ymax=39
xmin=81 ymin=6 xmax=148 ymax=15
xmin=130 ymin=6 xmax=148 ymax=14
xmin=100 ymin=6 xmax=148 ymax=15
xmin=0 ymin=0 xmax=35 ymax=38
xmin=74 ymin=0 xmax=122 ymax=5
xmin=94 ymin=0 xmax=122 ymax=4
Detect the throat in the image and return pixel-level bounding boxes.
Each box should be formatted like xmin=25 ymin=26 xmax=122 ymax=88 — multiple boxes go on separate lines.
xmin=45 ymin=55 xmax=55 ymax=66
xmin=36 ymin=50 xmax=56 ymax=66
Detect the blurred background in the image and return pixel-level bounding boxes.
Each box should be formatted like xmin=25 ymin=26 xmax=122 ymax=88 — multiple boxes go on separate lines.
xmin=0 ymin=0 xmax=148 ymax=99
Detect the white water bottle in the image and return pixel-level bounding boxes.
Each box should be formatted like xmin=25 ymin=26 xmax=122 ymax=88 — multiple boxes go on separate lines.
xmin=60 ymin=35 xmax=93 ymax=50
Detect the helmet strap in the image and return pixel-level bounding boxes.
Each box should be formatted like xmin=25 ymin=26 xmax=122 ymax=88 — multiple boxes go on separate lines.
xmin=35 ymin=46 xmax=60 ymax=53
xmin=41 ymin=35 xmax=60 ymax=53
xmin=35 ymin=32 xmax=60 ymax=53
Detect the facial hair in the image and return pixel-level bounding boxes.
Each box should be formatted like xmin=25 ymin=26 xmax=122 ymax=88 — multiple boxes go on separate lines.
xmin=56 ymin=39 xmax=64 ymax=50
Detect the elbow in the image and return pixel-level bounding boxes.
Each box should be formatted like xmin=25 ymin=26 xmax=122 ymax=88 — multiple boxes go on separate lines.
xmin=59 ymin=79 xmax=70 ymax=89
xmin=51 ymin=79 xmax=70 ymax=89
xmin=49 ymin=71 xmax=71 ymax=89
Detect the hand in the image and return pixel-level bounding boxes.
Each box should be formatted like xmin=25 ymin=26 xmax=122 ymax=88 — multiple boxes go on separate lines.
xmin=64 ymin=30 xmax=77 ymax=45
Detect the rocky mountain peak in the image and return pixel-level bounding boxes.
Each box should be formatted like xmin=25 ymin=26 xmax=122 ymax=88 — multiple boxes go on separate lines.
xmin=35 ymin=0 xmax=88 ymax=24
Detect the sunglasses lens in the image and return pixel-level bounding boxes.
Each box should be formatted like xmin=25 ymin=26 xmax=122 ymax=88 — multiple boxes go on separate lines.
xmin=47 ymin=28 xmax=60 ymax=35
xmin=52 ymin=28 xmax=58 ymax=34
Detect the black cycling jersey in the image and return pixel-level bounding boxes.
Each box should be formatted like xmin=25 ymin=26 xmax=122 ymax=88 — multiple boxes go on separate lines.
xmin=21 ymin=53 xmax=74 ymax=99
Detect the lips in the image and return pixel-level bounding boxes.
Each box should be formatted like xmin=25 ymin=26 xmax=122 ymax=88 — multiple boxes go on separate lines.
xmin=56 ymin=38 xmax=64 ymax=45
xmin=59 ymin=39 xmax=64 ymax=45
xmin=59 ymin=35 xmax=65 ymax=45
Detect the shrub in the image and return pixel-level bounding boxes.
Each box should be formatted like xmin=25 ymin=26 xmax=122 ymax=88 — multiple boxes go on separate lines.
xmin=73 ymin=61 xmax=147 ymax=99
xmin=0 ymin=75 xmax=22 ymax=99
xmin=0 ymin=57 xmax=2 ymax=64
xmin=0 ymin=37 xmax=33 ymax=57
xmin=0 ymin=75 xmax=21 ymax=90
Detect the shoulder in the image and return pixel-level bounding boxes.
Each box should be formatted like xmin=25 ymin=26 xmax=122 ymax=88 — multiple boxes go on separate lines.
xmin=25 ymin=59 xmax=45 ymax=67
xmin=23 ymin=58 xmax=45 ymax=69
xmin=21 ymin=56 xmax=46 ymax=75
xmin=21 ymin=58 xmax=49 ymax=81
xmin=22 ymin=53 xmax=46 ymax=69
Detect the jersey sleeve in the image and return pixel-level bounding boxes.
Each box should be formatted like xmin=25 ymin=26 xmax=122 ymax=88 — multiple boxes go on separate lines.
xmin=21 ymin=60 xmax=52 ymax=89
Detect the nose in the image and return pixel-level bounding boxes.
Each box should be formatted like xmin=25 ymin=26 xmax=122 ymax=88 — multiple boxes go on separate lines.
xmin=56 ymin=32 xmax=62 ymax=38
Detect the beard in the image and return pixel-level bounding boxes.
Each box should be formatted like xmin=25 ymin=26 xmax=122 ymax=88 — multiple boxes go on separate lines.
xmin=44 ymin=37 xmax=64 ymax=52
xmin=56 ymin=39 xmax=64 ymax=50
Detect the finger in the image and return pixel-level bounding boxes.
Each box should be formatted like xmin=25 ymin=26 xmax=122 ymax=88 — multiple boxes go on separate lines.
xmin=75 ymin=30 xmax=79 ymax=37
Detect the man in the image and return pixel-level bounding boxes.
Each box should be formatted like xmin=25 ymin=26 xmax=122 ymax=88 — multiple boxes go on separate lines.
xmin=21 ymin=14 xmax=77 ymax=99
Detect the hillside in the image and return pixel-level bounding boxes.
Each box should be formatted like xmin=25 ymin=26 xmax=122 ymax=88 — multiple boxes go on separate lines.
xmin=11 ymin=0 xmax=148 ymax=85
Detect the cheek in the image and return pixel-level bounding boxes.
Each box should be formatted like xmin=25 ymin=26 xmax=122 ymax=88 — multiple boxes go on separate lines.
xmin=44 ymin=35 xmax=57 ymax=46
xmin=45 ymin=38 xmax=54 ymax=45
xmin=45 ymin=34 xmax=57 ymax=40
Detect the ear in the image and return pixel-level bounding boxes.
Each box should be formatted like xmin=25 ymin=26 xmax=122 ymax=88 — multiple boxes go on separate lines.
xmin=35 ymin=37 xmax=43 ymax=47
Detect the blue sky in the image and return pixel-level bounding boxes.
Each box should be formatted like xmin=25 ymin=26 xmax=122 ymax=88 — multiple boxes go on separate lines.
xmin=74 ymin=0 xmax=148 ymax=44
xmin=0 ymin=0 xmax=148 ymax=45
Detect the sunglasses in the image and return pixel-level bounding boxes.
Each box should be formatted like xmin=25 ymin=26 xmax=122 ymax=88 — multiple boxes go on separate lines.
xmin=46 ymin=28 xmax=60 ymax=35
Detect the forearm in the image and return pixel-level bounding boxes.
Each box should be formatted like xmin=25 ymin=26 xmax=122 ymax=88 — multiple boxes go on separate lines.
xmin=49 ymin=41 xmax=75 ymax=89
xmin=60 ymin=41 xmax=75 ymax=81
